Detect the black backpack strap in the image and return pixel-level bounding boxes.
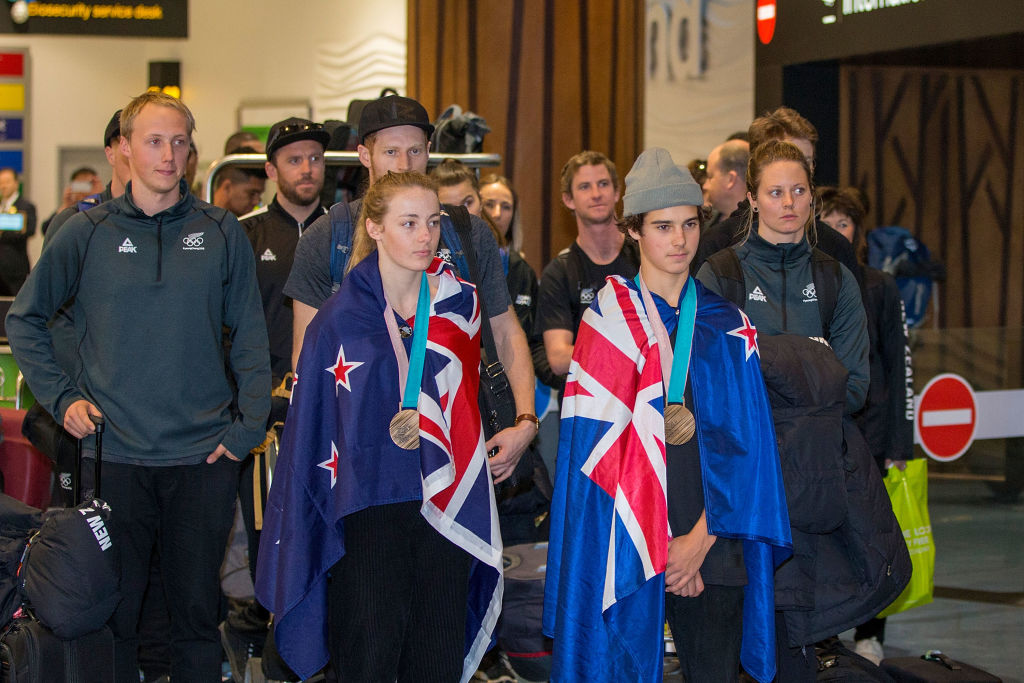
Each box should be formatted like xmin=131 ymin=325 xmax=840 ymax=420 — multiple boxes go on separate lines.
xmin=810 ymin=248 xmax=841 ymax=341
xmin=705 ymin=248 xmax=746 ymax=309
xmin=446 ymin=205 xmax=501 ymax=363
xmin=328 ymin=200 xmax=353 ymax=292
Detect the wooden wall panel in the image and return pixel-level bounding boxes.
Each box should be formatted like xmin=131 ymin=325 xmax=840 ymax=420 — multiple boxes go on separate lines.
xmin=840 ymin=66 xmax=1024 ymax=330
xmin=408 ymin=0 xmax=644 ymax=272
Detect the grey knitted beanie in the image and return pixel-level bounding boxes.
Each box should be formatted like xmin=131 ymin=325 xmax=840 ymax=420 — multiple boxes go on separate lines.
xmin=622 ymin=148 xmax=703 ymax=217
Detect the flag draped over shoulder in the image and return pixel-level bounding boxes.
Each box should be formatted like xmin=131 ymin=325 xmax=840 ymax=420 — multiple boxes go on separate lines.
xmin=255 ymin=256 xmax=503 ymax=682
xmin=543 ymin=275 xmax=791 ymax=683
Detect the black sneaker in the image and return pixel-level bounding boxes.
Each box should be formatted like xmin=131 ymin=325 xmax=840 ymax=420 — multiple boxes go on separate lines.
xmin=220 ymin=619 xmax=263 ymax=683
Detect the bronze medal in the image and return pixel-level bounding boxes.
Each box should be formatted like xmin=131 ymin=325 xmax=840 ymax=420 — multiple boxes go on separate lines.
xmin=389 ymin=408 xmax=420 ymax=449
xmin=664 ymin=403 xmax=695 ymax=445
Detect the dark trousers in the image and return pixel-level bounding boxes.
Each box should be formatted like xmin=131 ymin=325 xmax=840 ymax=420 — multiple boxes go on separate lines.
xmin=85 ymin=457 xmax=239 ymax=683
xmin=327 ymin=501 xmax=471 ymax=683
xmin=774 ymin=611 xmax=818 ymax=683
xmin=854 ymin=616 xmax=887 ymax=644
xmin=665 ymin=584 xmax=744 ymax=683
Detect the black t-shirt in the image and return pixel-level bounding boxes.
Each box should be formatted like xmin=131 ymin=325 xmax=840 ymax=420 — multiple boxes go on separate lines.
xmin=536 ymin=240 xmax=639 ymax=340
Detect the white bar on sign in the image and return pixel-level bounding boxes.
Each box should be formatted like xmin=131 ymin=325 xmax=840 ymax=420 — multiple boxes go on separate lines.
xmin=975 ymin=390 xmax=1024 ymax=439
xmin=757 ymin=5 xmax=776 ymax=21
xmin=921 ymin=408 xmax=973 ymax=427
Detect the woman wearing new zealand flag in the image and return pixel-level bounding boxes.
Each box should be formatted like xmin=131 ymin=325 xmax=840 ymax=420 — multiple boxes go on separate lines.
xmin=543 ymin=148 xmax=792 ymax=682
xmin=255 ymin=172 xmax=502 ymax=682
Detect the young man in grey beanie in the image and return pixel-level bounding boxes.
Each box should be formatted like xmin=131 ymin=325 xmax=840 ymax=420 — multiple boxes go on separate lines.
xmin=543 ymin=148 xmax=792 ymax=683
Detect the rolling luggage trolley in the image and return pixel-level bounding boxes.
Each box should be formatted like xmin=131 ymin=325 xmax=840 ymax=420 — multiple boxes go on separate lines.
xmin=0 ymin=415 xmax=118 ymax=683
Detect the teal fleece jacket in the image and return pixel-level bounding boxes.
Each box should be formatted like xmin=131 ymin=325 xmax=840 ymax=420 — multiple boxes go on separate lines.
xmin=7 ymin=180 xmax=270 ymax=464
xmin=697 ymin=230 xmax=869 ymax=413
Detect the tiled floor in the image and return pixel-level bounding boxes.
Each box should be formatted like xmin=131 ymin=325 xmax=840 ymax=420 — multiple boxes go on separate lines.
xmin=661 ymin=478 xmax=1024 ymax=682
xmin=849 ymin=478 xmax=1024 ymax=682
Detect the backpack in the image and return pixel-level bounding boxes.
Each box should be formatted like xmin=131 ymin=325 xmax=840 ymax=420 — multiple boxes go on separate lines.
xmin=430 ymin=104 xmax=491 ymax=154
xmin=705 ymin=247 xmax=841 ymax=340
xmin=327 ymin=200 xmax=471 ymax=292
xmin=866 ymin=226 xmax=941 ymax=329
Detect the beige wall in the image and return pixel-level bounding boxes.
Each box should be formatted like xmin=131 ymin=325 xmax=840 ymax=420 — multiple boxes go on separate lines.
xmin=644 ymin=0 xmax=754 ymax=164
xmin=0 ymin=0 xmax=406 ymax=264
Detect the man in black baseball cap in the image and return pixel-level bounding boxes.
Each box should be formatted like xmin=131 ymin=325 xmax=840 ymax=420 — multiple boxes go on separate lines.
xmin=285 ymin=93 xmax=538 ymax=485
xmin=222 ymin=118 xmax=332 ymax=681
xmin=356 ymin=94 xmax=434 ymax=143
xmin=265 ymin=117 xmax=331 ymax=161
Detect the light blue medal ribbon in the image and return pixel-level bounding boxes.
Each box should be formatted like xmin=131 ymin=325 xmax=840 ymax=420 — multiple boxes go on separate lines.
xmin=387 ymin=272 xmax=431 ymax=449
xmin=635 ymin=274 xmax=698 ymax=444
xmin=401 ymin=273 xmax=432 ymax=409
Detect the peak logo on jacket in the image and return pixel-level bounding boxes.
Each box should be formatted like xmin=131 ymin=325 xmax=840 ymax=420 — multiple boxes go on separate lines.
xmin=182 ymin=232 xmax=205 ymax=250
xmin=118 ymin=237 xmax=137 ymax=253
xmin=748 ymin=285 xmax=767 ymax=303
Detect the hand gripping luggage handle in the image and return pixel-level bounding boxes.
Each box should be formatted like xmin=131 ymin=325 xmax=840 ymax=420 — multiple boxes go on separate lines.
xmin=74 ymin=415 xmax=105 ymax=504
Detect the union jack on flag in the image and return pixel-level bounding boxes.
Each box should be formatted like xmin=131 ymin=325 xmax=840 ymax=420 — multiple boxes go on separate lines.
xmin=544 ymin=277 xmax=670 ymax=682
xmin=544 ymin=275 xmax=792 ymax=683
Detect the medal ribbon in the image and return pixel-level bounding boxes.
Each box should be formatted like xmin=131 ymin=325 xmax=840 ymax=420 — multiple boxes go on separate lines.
xmin=383 ymin=273 xmax=432 ymax=409
xmin=635 ymin=274 xmax=697 ymax=404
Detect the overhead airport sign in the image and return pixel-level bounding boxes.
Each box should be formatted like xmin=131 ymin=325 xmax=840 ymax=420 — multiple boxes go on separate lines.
xmin=756 ymin=0 xmax=1024 ymax=66
xmin=0 ymin=0 xmax=187 ymax=38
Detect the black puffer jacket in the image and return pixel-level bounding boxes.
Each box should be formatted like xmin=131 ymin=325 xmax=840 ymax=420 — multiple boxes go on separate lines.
xmin=759 ymin=335 xmax=911 ymax=646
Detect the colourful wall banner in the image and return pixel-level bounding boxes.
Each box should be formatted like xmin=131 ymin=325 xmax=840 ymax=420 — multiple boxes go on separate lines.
xmin=0 ymin=118 xmax=23 ymax=142
xmin=0 ymin=85 xmax=24 ymax=112
xmin=0 ymin=53 xmax=24 ymax=77
xmin=0 ymin=150 xmax=24 ymax=174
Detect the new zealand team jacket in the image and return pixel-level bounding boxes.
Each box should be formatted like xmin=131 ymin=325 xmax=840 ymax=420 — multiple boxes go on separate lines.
xmin=7 ymin=180 xmax=270 ymax=465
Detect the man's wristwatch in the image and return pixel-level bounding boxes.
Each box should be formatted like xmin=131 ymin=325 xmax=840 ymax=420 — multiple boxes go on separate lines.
xmin=514 ymin=413 xmax=541 ymax=432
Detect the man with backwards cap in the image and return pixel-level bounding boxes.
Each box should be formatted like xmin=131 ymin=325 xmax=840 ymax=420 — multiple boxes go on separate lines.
xmin=284 ymin=94 xmax=537 ymax=484
xmin=543 ymin=148 xmax=792 ymax=683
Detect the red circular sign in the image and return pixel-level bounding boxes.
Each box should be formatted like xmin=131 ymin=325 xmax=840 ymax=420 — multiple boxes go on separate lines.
xmin=756 ymin=0 xmax=777 ymax=45
xmin=916 ymin=373 xmax=977 ymax=462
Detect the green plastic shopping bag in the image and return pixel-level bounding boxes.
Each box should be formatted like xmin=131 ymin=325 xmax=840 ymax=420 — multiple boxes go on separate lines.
xmin=878 ymin=458 xmax=935 ymax=617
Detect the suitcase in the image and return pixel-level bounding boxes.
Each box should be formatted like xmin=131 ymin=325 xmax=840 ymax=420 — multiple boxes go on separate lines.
xmin=0 ymin=409 xmax=51 ymax=510
xmin=497 ymin=542 xmax=552 ymax=681
xmin=0 ymin=618 xmax=115 ymax=683
xmin=815 ymin=639 xmax=894 ymax=682
xmin=0 ymin=415 xmax=116 ymax=683
xmin=880 ymin=652 xmax=1002 ymax=682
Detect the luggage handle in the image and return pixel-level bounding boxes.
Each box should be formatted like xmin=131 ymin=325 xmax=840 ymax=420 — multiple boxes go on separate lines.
xmin=73 ymin=414 xmax=105 ymax=504
xmin=923 ymin=650 xmax=963 ymax=671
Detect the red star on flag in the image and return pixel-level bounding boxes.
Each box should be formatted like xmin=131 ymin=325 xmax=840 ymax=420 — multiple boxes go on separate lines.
xmin=326 ymin=344 xmax=363 ymax=394
xmin=289 ymin=372 xmax=298 ymax=405
xmin=318 ymin=441 xmax=339 ymax=488
xmin=727 ymin=309 xmax=759 ymax=360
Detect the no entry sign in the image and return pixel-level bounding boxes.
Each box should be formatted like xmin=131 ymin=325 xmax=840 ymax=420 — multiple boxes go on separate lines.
xmin=756 ymin=0 xmax=777 ymax=45
xmin=916 ymin=373 xmax=977 ymax=462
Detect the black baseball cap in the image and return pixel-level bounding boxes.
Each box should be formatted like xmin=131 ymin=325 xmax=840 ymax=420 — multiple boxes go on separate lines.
xmin=358 ymin=95 xmax=434 ymax=142
xmin=265 ymin=117 xmax=331 ymax=161
xmin=104 ymin=110 xmax=122 ymax=148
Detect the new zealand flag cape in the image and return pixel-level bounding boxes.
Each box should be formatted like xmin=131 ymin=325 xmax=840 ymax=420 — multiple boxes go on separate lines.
xmin=543 ymin=275 xmax=792 ymax=683
xmin=255 ymin=256 xmax=503 ymax=681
